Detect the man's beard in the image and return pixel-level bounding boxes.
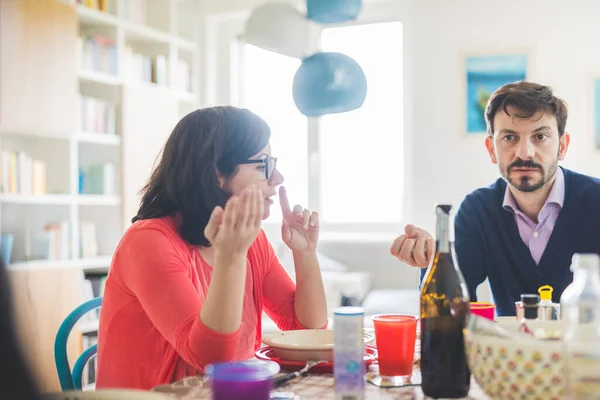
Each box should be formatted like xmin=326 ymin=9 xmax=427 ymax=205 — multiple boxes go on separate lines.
xmin=501 ymin=159 xmax=557 ymax=193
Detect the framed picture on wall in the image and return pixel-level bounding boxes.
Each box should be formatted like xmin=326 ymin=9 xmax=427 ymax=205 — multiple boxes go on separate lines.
xmin=462 ymin=52 xmax=530 ymax=135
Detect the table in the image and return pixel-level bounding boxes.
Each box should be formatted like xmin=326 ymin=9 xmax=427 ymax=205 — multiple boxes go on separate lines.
xmin=152 ymin=365 xmax=490 ymax=399
xmin=152 ymin=332 xmax=490 ymax=399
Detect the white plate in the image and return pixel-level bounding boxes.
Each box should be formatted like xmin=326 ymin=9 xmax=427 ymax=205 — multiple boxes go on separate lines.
xmin=261 ymin=329 xmax=375 ymax=362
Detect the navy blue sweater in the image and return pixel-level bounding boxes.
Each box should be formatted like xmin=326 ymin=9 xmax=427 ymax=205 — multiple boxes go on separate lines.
xmin=420 ymin=168 xmax=600 ymax=316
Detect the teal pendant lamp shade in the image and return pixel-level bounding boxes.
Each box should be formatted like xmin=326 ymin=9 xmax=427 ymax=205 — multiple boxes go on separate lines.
xmin=293 ymin=52 xmax=367 ymax=117
xmin=306 ymin=0 xmax=362 ymax=24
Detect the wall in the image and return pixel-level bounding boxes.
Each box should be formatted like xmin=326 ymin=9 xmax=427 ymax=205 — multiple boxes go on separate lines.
xmin=203 ymin=0 xmax=600 ymax=293
xmin=401 ymin=0 xmax=600 ymax=234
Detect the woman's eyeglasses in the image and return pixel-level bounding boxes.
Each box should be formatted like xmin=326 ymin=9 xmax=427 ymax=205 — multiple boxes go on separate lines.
xmin=239 ymin=156 xmax=278 ymax=180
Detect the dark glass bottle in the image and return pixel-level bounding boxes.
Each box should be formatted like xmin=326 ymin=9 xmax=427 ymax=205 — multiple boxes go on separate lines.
xmin=420 ymin=204 xmax=471 ymax=398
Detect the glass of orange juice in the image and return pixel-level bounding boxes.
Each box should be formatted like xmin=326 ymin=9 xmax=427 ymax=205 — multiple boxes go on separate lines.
xmin=371 ymin=314 xmax=417 ymax=385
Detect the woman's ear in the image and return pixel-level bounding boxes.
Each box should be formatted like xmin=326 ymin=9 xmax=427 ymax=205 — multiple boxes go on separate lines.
xmin=216 ymin=170 xmax=225 ymax=189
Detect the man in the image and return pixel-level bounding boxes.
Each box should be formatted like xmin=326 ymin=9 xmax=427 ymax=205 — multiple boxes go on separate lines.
xmin=391 ymin=81 xmax=600 ymax=316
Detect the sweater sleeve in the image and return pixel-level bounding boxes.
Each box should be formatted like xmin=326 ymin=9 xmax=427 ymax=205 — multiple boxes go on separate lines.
xmin=453 ymin=196 xmax=488 ymax=301
xmin=259 ymin=232 xmax=327 ymax=331
xmin=117 ymin=225 xmax=241 ymax=370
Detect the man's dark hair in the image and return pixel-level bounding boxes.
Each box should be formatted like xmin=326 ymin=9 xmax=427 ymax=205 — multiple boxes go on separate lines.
xmin=485 ymin=81 xmax=568 ymax=136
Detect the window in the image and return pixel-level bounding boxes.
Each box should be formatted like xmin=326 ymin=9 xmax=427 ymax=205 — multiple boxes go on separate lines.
xmin=238 ymin=21 xmax=403 ymax=231
xmin=319 ymin=22 xmax=403 ymax=224
xmin=240 ymin=44 xmax=308 ymax=223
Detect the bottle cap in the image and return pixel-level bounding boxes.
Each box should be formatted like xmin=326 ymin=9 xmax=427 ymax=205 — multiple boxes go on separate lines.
xmin=538 ymin=285 xmax=553 ymax=301
xmin=521 ymin=294 xmax=540 ymax=306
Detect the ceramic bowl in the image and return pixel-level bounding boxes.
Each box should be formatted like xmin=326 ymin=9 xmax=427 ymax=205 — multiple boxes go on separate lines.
xmin=464 ymin=320 xmax=567 ymax=400
xmin=261 ymin=329 xmax=375 ymax=362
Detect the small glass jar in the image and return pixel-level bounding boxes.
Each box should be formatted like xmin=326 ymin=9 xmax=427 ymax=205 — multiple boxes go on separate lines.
xmin=206 ymin=360 xmax=280 ymax=400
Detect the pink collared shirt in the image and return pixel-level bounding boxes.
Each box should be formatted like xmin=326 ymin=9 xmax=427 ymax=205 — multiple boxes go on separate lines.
xmin=502 ymin=167 xmax=565 ymax=265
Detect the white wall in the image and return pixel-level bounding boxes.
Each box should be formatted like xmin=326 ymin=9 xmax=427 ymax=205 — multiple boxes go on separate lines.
xmin=400 ymin=0 xmax=600 ymax=232
xmin=202 ymin=0 xmax=600 ymax=292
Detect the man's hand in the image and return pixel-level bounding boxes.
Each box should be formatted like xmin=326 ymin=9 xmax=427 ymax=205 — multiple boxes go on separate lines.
xmin=390 ymin=224 xmax=435 ymax=268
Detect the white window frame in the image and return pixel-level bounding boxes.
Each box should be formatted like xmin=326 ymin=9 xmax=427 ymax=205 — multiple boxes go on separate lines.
xmin=203 ymin=7 xmax=409 ymax=240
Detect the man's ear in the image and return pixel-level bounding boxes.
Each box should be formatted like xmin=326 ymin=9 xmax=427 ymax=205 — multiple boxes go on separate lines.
xmin=558 ymin=132 xmax=570 ymax=161
xmin=485 ymin=135 xmax=497 ymax=164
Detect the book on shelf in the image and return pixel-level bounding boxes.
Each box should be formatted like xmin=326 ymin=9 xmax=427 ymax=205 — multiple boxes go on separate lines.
xmin=81 ymin=279 xmax=97 ymax=322
xmin=81 ymin=333 xmax=98 ymax=389
xmin=40 ymin=221 xmax=71 ymax=261
xmin=79 ymin=163 xmax=117 ymax=196
xmin=86 ymin=274 xmax=107 ymax=299
xmin=80 ymin=276 xmax=101 ymax=388
xmin=121 ymin=0 xmax=147 ymax=25
xmin=0 ymin=151 xmax=47 ymax=195
xmin=79 ymin=95 xmax=118 ymax=135
xmin=77 ymin=36 xmax=118 ymax=76
xmin=80 ymin=221 xmax=99 ymax=259
xmin=175 ymin=59 xmax=192 ymax=93
xmin=123 ymin=47 xmax=167 ymax=87
xmin=75 ymin=0 xmax=110 ymax=13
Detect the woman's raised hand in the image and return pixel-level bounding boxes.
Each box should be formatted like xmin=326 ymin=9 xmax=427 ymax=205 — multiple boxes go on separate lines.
xmin=204 ymin=185 xmax=263 ymax=256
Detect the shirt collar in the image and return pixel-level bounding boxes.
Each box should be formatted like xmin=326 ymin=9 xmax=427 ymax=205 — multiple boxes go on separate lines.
xmin=503 ymin=167 xmax=565 ymax=213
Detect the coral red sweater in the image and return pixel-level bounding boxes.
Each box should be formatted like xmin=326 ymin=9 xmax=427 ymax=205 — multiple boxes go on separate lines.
xmin=96 ymin=216 xmax=312 ymax=390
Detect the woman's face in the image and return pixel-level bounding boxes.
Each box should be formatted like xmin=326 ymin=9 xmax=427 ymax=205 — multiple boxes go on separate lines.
xmin=221 ymin=144 xmax=284 ymax=220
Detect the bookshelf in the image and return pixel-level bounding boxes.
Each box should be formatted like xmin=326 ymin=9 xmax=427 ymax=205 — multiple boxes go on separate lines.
xmin=0 ymin=0 xmax=201 ymax=391
xmin=1 ymin=0 xmax=200 ymax=271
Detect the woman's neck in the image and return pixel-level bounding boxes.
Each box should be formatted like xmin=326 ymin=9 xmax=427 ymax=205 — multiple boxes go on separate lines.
xmin=198 ymin=246 xmax=215 ymax=267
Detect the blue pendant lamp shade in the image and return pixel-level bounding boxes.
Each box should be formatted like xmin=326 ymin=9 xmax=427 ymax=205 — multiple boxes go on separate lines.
xmin=293 ymin=52 xmax=367 ymax=117
xmin=306 ymin=0 xmax=362 ymax=24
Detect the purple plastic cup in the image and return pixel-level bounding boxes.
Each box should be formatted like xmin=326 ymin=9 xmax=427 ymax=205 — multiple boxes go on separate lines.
xmin=205 ymin=360 xmax=280 ymax=400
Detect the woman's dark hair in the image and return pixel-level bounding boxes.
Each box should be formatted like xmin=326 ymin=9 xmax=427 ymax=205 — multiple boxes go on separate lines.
xmin=0 ymin=254 xmax=41 ymax=399
xmin=485 ymin=81 xmax=568 ymax=136
xmin=132 ymin=106 xmax=271 ymax=246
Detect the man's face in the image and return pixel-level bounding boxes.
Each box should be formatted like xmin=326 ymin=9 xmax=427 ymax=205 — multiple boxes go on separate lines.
xmin=485 ymin=106 xmax=570 ymax=193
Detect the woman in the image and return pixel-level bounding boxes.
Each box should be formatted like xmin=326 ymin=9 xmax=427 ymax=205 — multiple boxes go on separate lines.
xmin=96 ymin=106 xmax=328 ymax=390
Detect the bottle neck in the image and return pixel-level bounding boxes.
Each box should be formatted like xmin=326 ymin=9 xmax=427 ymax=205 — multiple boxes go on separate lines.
xmin=573 ymin=265 xmax=600 ymax=285
xmin=436 ymin=210 xmax=450 ymax=254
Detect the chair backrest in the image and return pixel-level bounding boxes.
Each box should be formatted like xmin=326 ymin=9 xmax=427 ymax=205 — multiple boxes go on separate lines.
xmin=54 ymin=297 xmax=103 ymax=391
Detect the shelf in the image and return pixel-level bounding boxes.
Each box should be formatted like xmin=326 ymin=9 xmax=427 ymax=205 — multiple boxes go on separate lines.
xmin=123 ymin=21 xmax=196 ymax=52
xmin=75 ymin=3 xmax=197 ymax=52
xmin=74 ymin=132 xmax=121 ymax=146
xmin=123 ymin=21 xmax=171 ymax=45
xmin=76 ymin=5 xmax=119 ymax=28
xmin=127 ymin=80 xmax=197 ymax=101
xmin=77 ymin=195 xmax=121 ymax=206
xmin=173 ymin=36 xmax=197 ymax=52
xmin=79 ymin=256 xmax=112 ymax=271
xmin=0 ymin=126 xmax=71 ymax=140
xmin=173 ymin=90 xmax=197 ymax=102
xmin=0 ymin=127 xmax=122 ymax=145
xmin=7 ymin=256 xmax=112 ymax=272
xmin=78 ymin=69 xmax=122 ymax=86
xmin=0 ymin=194 xmax=71 ymax=205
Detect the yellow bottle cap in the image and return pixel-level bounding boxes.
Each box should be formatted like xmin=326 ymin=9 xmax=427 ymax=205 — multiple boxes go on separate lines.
xmin=538 ymin=285 xmax=553 ymax=301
